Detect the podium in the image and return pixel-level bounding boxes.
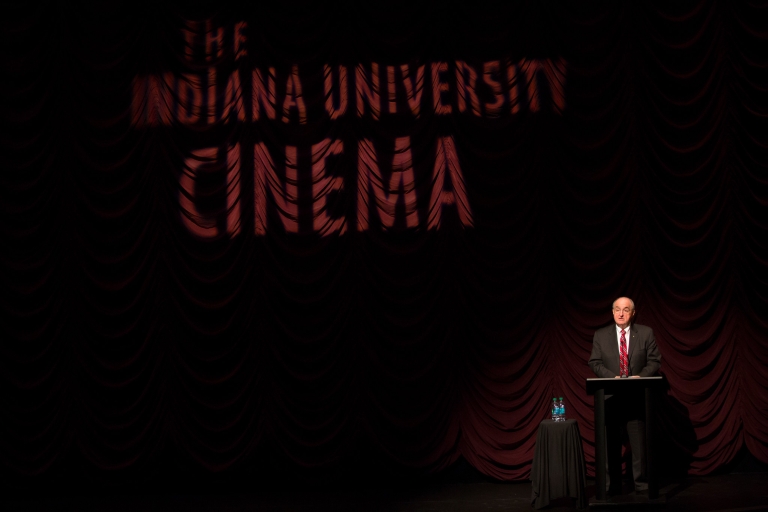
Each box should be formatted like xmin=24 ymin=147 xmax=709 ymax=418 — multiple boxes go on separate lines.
xmin=586 ymin=376 xmax=664 ymax=503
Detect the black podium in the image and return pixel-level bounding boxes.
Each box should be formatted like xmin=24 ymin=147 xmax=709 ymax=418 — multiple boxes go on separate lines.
xmin=586 ymin=376 xmax=664 ymax=503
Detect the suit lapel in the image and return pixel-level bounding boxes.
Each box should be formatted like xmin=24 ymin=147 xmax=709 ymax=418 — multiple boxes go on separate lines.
xmin=608 ymin=326 xmax=621 ymax=370
xmin=627 ymin=324 xmax=639 ymax=364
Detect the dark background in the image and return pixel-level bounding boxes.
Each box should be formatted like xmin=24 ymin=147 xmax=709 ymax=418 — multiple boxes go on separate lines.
xmin=2 ymin=0 xmax=766 ymax=493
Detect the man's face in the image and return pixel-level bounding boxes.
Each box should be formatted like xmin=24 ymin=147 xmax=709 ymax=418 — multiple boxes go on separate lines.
xmin=613 ymin=298 xmax=635 ymax=329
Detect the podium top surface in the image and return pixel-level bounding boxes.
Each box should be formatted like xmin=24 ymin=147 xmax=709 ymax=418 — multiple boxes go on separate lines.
xmin=585 ymin=376 xmax=664 ymax=395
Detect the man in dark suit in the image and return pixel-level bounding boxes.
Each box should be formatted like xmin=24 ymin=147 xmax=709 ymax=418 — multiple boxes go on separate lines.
xmin=589 ymin=297 xmax=661 ymax=495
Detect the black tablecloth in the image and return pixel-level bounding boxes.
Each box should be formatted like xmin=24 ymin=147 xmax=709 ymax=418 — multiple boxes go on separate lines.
xmin=530 ymin=419 xmax=587 ymax=510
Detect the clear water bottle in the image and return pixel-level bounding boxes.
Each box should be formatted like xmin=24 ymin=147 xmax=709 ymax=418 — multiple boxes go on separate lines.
xmin=558 ymin=396 xmax=566 ymax=421
xmin=551 ymin=397 xmax=557 ymax=421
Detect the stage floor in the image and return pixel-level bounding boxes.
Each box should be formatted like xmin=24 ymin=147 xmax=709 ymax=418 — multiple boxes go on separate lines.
xmin=5 ymin=473 xmax=768 ymax=511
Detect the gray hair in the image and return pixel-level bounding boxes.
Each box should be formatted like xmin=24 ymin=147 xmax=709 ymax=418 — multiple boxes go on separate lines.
xmin=612 ymin=297 xmax=635 ymax=311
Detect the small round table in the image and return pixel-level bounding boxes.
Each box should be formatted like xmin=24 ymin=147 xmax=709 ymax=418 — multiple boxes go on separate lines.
xmin=530 ymin=419 xmax=587 ymax=510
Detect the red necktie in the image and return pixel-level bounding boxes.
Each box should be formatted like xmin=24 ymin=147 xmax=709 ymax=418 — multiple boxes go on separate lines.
xmin=620 ymin=329 xmax=629 ymax=377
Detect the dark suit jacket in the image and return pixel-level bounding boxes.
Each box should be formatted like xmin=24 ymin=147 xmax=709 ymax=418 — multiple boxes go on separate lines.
xmin=589 ymin=323 xmax=661 ymax=378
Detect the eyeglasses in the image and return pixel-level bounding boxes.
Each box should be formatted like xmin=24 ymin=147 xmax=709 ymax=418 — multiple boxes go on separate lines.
xmin=613 ymin=307 xmax=632 ymax=314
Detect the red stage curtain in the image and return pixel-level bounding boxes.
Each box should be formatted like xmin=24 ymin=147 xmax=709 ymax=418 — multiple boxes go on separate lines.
xmin=1 ymin=1 xmax=766 ymax=484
